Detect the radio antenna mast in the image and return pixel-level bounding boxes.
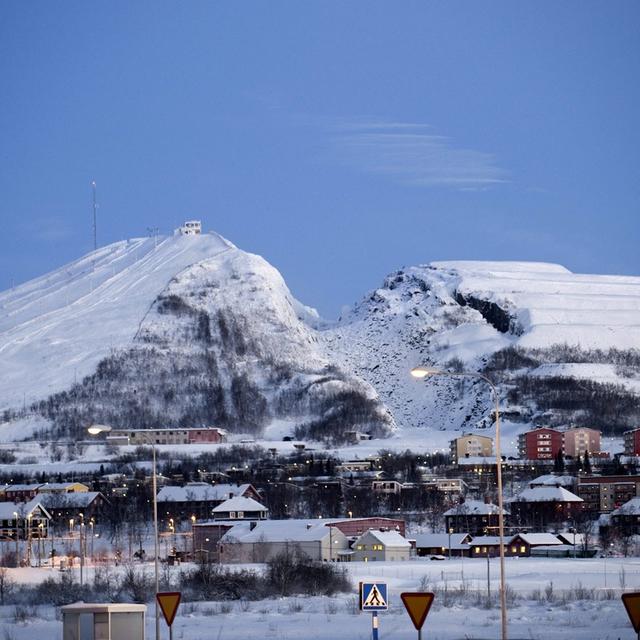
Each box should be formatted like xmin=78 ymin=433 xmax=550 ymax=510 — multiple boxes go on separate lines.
xmin=91 ymin=181 xmax=98 ymax=251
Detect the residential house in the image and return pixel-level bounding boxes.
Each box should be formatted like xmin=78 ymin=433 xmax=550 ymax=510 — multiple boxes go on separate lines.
xmin=610 ymin=497 xmax=640 ymax=535
xmin=470 ymin=536 xmax=505 ymax=558
xmin=157 ymin=483 xmax=260 ymax=521
xmin=218 ymin=520 xmax=348 ymax=563
xmin=444 ymin=499 xmax=509 ymax=536
xmin=508 ymin=486 xmax=583 ymax=528
xmin=211 ymin=496 xmax=269 ymax=521
xmin=414 ymin=533 xmax=472 ymax=558
xmin=507 ymin=533 xmax=564 ymax=557
xmin=351 ymin=529 xmax=411 ymax=562
xmin=0 ymin=498 xmax=51 ymax=540
xmin=37 ymin=482 xmax=90 ymax=494
xmin=3 ymin=484 xmax=44 ymax=503
xmin=39 ymin=491 xmax=109 ymax=525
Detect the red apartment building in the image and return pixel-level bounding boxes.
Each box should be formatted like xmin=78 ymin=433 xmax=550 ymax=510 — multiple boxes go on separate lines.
xmin=518 ymin=427 xmax=563 ymax=461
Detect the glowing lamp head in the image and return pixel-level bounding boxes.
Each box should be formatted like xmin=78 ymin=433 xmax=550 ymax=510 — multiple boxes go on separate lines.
xmin=410 ymin=366 xmax=443 ymax=379
xmin=87 ymin=424 xmax=112 ymax=436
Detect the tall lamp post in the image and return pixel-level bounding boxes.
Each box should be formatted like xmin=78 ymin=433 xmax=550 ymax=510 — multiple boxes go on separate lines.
xmin=411 ymin=366 xmax=508 ymax=640
xmin=88 ymin=424 xmax=161 ymax=640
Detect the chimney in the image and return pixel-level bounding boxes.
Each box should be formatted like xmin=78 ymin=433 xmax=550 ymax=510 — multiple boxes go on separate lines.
xmin=484 ymin=495 xmax=491 ymax=504
xmin=249 ymin=522 xmax=257 ymax=531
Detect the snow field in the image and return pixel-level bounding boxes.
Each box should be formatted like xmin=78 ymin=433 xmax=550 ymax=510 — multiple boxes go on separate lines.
xmin=1 ymin=557 xmax=640 ymax=639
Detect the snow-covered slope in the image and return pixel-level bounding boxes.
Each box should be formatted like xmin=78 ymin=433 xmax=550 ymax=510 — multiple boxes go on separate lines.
xmin=0 ymin=233 xmax=234 ymax=409
xmin=321 ymin=261 xmax=640 ymax=435
xmin=0 ymin=232 xmax=392 ymax=441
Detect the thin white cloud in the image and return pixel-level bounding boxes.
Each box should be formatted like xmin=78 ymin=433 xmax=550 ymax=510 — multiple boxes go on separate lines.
xmin=331 ymin=120 xmax=507 ymax=188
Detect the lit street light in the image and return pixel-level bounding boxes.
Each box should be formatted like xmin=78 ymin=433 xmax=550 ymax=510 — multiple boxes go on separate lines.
xmin=88 ymin=423 xmax=161 ymax=640
xmin=411 ymin=366 xmax=508 ymax=640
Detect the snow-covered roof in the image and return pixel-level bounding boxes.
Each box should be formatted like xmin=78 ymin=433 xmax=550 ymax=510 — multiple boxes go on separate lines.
xmin=612 ymin=497 xmax=640 ymax=516
xmin=359 ymin=529 xmax=411 ymax=547
xmin=529 ymin=474 xmax=576 ymax=488
xmin=414 ymin=533 xmax=471 ymax=549
xmin=510 ymin=486 xmax=583 ymax=503
xmin=514 ymin=533 xmax=563 ymax=546
xmin=39 ymin=491 xmax=105 ymax=508
xmin=38 ymin=482 xmax=88 ymax=491
xmin=470 ymin=536 xmax=504 ymax=546
xmin=211 ymin=496 xmax=267 ymax=513
xmin=0 ymin=498 xmax=51 ymax=519
xmin=444 ymin=500 xmax=508 ymax=516
xmin=157 ymin=483 xmax=251 ymax=503
xmin=4 ymin=483 xmax=43 ymax=492
xmin=556 ymin=532 xmax=586 ymax=546
xmin=220 ymin=520 xmax=335 ymax=544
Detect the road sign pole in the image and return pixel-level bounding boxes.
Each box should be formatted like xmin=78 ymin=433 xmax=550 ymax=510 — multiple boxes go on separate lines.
xmin=372 ymin=611 xmax=379 ymax=640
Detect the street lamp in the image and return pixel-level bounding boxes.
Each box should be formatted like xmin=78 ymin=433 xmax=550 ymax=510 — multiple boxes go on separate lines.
xmin=88 ymin=424 xmax=160 ymax=640
xmin=13 ymin=511 xmax=19 ymax=566
xmin=411 ymin=366 xmax=508 ymax=640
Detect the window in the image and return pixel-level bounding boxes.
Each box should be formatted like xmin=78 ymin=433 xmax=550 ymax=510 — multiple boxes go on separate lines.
xmin=520 ymin=546 xmax=526 ymax=553
xmin=357 ymin=544 xmax=366 ymax=550
xmin=229 ymin=512 xmax=236 ymax=519
xmin=372 ymin=544 xmax=383 ymax=551
xmin=237 ymin=512 xmax=244 ymax=519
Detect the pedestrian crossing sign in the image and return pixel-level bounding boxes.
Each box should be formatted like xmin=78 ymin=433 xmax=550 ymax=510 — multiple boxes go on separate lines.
xmin=360 ymin=582 xmax=388 ymax=611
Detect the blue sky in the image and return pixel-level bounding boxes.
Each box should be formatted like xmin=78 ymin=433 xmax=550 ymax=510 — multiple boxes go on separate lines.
xmin=1 ymin=1 xmax=638 ymax=317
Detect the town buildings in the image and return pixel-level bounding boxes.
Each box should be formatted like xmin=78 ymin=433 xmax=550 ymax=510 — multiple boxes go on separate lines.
xmin=562 ymin=427 xmax=601 ymax=458
xmin=110 ymin=427 xmax=227 ymax=446
xmin=624 ymin=428 xmax=640 ymax=456
xmin=518 ymin=427 xmax=563 ymax=461
xmin=444 ymin=499 xmax=508 ymax=536
xmin=577 ymin=475 xmax=640 ymax=513
xmin=450 ymin=434 xmax=493 ymax=464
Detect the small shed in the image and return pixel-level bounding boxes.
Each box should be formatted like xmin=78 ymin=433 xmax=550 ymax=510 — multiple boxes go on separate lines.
xmin=61 ymin=602 xmax=146 ymax=640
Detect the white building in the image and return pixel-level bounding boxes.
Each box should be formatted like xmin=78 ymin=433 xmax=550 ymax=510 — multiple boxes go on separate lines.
xmin=217 ymin=519 xmax=348 ymax=563
xmin=177 ymin=220 xmax=202 ymax=235
xmin=350 ymin=529 xmax=411 ymax=562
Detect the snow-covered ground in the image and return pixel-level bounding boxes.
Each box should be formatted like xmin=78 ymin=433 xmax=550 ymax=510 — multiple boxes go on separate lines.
xmin=1 ymin=557 xmax=639 ymax=639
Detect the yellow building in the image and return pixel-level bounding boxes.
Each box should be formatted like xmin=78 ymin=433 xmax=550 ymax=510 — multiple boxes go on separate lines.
xmin=450 ymin=434 xmax=493 ymax=464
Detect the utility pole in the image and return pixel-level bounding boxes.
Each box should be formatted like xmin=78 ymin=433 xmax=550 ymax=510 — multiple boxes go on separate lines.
xmin=92 ymin=181 xmax=98 ymax=251
xmin=147 ymin=226 xmax=159 ymax=249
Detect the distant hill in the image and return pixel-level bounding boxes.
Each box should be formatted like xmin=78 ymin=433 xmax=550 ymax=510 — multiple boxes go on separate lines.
xmin=1 ymin=232 xmax=638 ymax=445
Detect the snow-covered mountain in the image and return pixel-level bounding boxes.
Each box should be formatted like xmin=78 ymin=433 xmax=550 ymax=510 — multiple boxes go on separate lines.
xmin=0 ymin=231 xmax=392 ymax=442
xmin=323 ymin=261 xmax=640 ymax=437
xmin=1 ymin=232 xmax=639 ymax=445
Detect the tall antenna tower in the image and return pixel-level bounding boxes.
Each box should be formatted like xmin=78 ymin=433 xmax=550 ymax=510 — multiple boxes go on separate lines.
xmin=91 ymin=181 xmax=98 ymax=251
